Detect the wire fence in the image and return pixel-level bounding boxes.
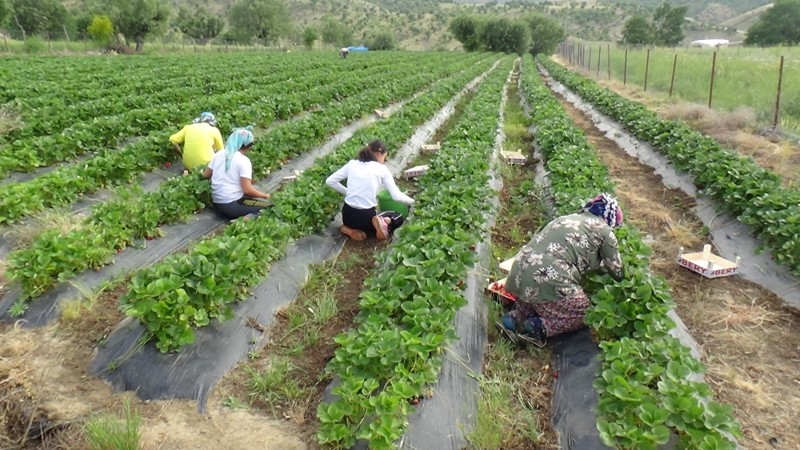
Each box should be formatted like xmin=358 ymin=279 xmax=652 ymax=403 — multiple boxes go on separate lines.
xmin=557 ymin=42 xmax=800 ymax=134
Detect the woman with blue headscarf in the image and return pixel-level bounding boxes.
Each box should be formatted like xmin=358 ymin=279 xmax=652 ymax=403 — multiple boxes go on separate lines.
xmin=169 ymin=112 xmax=224 ymax=170
xmin=202 ymin=127 xmax=271 ymax=219
xmin=496 ymin=193 xmax=625 ymax=347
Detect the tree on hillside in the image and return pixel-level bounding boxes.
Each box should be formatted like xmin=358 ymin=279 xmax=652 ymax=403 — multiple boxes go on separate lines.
xmin=228 ymin=0 xmax=292 ymax=45
xmin=620 ymin=14 xmax=652 ymax=46
xmin=480 ymin=17 xmax=529 ymax=55
xmin=449 ymin=14 xmax=483 ymax=51
xmin=523 ymin=13 xmax=565 ymax=56
xmin=111 ymin=0 xmax=170 ymax=52
xmin=320 ymin=16 xmax=352 ymax=47
xmin=9 ymin=0 xmax=72 ymax=40
xmin=303 ymin=26 xmax=318 ymax=50
xmin=87 ymin=15 xmax=113 ymax=45
xmin=651 ymin=2 xmax=687 ymax=46
xmin=745 ymin=0 xmax=800 ymax=46
xmin=176 ymin=7 xmax=223 ymax=45
xmin=366 ymin=30 xmax=397 ymax=50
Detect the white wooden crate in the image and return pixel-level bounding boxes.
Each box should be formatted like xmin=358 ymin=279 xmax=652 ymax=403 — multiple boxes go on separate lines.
xmin=499 ymin=257 xmax=515 ymax=273
xmin=404 ymin=165 xmax=429 ymax=179
xmin=501 ymin=150 xmax=527 ymax=165
xmin=422 ymin=142 xmax=441 ymax=152
xmin=677 ymin=245 xmax=741 ymax=279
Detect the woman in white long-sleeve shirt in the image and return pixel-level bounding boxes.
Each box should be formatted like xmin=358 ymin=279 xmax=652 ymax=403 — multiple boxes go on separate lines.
xmin=326 ymin=140 xmax=414 ymax=241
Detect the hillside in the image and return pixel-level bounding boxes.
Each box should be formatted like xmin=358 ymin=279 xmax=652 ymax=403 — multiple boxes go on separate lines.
xmin=64 ymin=0 xmax=774 ymax=49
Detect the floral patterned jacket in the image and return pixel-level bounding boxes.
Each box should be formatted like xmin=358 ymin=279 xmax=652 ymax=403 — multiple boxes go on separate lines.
xmin=505 ymin=212 xmax=624 ymax=303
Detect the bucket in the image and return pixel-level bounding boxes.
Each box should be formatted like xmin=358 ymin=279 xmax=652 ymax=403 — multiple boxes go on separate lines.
xmin=377 ymin=189 xmax=409 ymax=216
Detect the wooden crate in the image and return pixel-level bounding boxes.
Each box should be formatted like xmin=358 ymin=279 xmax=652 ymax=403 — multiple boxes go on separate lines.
xmin=486 ymin=277 xmax=518 ymax=303
xmin=500 ymin=150 xmax=527 ymax=165
xmin=499 ymin=257 xmax=515 ymax=273
xmin=677 ymin=245 xmax=741 ymax=279
xmin=422 ymin=142 xmax=441 ymax=152
xmin=404 ymin=164 xmax=429 ymax=179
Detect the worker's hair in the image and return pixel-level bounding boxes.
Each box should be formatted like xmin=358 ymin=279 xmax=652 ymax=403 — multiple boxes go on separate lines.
xmin=357 ymin=139 xmax=388 ymax=162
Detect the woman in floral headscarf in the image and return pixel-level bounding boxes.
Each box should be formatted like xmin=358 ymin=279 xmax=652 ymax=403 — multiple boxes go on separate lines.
xmin=202 ymin=127 xmax=271 ymax=219
xmin=169 ymin=112 xmax=224 ymax=170
xmin=496 ymin=193 xmax=625 ymax=347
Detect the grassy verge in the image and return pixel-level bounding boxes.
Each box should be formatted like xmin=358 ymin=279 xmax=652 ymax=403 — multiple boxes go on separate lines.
xmin=467 ymin=66 xmax=558 ymax=450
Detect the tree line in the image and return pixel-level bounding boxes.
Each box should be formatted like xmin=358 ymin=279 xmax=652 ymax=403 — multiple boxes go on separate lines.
xmin=448 ymin=13 xmax=565 ymax=56
xmin=619 ymin=0 xmax=800 ymax=47
xmin=0 ymin=0 xmax=398 ymax=52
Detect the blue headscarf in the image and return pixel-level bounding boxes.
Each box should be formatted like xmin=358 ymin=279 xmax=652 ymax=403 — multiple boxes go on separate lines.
xmin=224 ymin=126 xmax=255 ymax=171
xmin=193 ymin=112 xmax=216 ymax=127
xmin=583 ymin=193 xmax=624 ymax=228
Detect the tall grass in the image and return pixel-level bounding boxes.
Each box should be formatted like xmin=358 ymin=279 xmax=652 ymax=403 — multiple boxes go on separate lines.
xmin=84 ymin=398 xmax=141 ymax=450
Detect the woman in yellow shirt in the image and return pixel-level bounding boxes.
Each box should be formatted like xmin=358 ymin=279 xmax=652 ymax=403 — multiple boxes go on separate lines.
xmin=169 ymin=112 xmax=224 ymax=170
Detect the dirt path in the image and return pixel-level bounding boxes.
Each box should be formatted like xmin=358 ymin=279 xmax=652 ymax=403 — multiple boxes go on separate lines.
xmin=554 ymin=93 xmax=800 ymax=450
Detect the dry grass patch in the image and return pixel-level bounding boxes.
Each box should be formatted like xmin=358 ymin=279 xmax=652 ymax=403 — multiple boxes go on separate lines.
xmin=0 ymin=101 xmax=23 ymax=135
xmin=7 ymin=209 xmax=87 ymax=250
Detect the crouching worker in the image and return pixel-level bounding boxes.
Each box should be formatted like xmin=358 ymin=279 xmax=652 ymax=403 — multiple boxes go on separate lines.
xmin=326 ymin=140 xmax=414 ymax=241
xmin=170 ymin=112 xmax=224 ymax=171
xmin=203 ymin=127 xmax=271 ymax=220
xmin=497 ymin=193 xmax=625 ymax=347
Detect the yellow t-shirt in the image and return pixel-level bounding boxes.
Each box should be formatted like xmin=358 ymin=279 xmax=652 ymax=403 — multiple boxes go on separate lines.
xmin=169 ymin=122 xmax=224 ymax=170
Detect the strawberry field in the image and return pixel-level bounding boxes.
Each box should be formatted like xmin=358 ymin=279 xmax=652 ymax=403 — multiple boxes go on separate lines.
xmin=1 ymin=49 xmax=798 ymax=450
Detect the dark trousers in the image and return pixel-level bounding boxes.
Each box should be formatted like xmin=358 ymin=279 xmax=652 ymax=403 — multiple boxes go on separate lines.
xmin=214 ymin=197 xmax=271 ymax=219
xmin=342 ymin=203 xmax=404 ymax=235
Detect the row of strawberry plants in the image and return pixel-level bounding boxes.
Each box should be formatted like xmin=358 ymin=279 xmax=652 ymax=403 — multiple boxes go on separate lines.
xmin=1 ymin=57 xmax=341 ymax=143
xmin=0 ymin=52 xmax=351 ymax=109
xmin=4 ymin=55 xmax=492 ymax=307
xmin=538 ymin=56 xmax=800 ymax=276
xmin=520 ymin=55 xmax=740 ymax=450
xmin=317 ymin=59 xmax=513 ymax=449
xmin=0 ymin=55 xmax=414 ymax=176
xmin=0 ymin=56 xmax=457 ymax=223
xmin=117 ymin=56 xmax=502 ymax=353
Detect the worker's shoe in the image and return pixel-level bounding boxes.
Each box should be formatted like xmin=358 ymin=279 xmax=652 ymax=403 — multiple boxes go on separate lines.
xmin=339 ymin=225 xmax=366 ymax=241
xmin=518 ymin=317 xmax=547 ymax=348
xmin=494 ymin=321 xmax=519 ymax=344
xmin=372 ymin=216 xmax=389 ymax=241
xmin=497 ymin=314 xmax=546 ymax=348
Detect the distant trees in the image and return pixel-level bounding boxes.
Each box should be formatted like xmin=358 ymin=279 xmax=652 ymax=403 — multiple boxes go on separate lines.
xmin=524 ymin=13 xmax=565 ymax=55
xmin=9 ymin=0 xmax=72 ymax=40
xmin=0 ymin=0 xmax=11 ymax=30
xmin=448 ymin=13 xmax=563 ymax=56
xmin=620 ymin=15 xmax=652 ymax=46
xmin=449 ymin=14 xmax=482 ymax=51
xmin=366 ymin=30 xmax=397 ymax=50
xmin=110 ymin=0 xmax=170 ymax=52
xmin=86 ymin=15 xmax=113 ymax=45
xmin=619 ymin=2 xmax=686 ymax=47
xmin=745 ymin=0 xmax=800 ymax=46
xmin=303 ymin=26 xmax=318 ymax=50
xmin=320 ymin=16 xmax=352 ymax=47
xmin=176 ymin=8 xmax=223 ymax=45
xmin=227 ymin=0 xmax=291 ymax=45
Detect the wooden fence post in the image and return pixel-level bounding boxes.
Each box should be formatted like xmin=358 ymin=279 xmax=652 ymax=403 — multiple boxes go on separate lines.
xmin=644 ymin=48 xmax=651 ymax=91
xmin=597 ymin=45 xmax=601 ymax=76
xmin=708 ymin=51 xmax=717 ymax=108
xmin=669 ymin=54 xmax=678 ymax=97
xmin=588 ymin=46 xmax=592 ymax=70
xmin=773 ymin=55 xmax=785 ymax=129
xmin=623 ymin=48 xmax=628 ymax=85
xmin=607 ymin=44 xmax=611 ymax=80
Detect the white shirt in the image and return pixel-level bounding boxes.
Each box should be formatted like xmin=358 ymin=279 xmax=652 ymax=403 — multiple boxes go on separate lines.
xmin=326 ymin=160 xmax=414 ymax=209
xmin=208 ymin=151 xmax=253 ymax=204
